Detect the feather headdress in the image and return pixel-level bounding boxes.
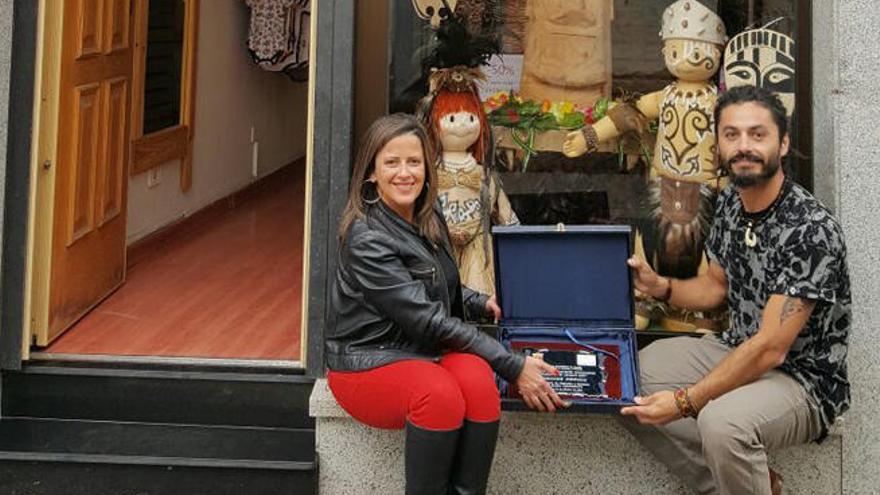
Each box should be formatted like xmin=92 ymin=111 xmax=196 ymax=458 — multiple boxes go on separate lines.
xmin=416 ymin=10 xmax=504 ymax=271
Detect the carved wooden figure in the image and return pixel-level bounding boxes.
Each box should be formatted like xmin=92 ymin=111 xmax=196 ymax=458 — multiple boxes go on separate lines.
xmin=562 ymin=0 xmax=727 ymax=332
xmin=518 ymin=0 xmax=614 ymax=107
xmin=723 ymin=27 xmax=796 ymax=116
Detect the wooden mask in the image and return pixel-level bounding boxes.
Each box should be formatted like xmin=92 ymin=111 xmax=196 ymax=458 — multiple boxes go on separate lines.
xmin=724 ymin=28 xmax=796 ymax=116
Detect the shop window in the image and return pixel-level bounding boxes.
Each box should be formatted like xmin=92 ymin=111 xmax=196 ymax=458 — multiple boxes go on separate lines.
xmin=385 ymin=0 xmax=810 ymax=224
xmin=376 ymin=0 xmax=810 ymax=333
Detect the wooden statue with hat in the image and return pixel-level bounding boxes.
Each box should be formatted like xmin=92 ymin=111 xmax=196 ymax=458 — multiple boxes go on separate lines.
xmin=562 ymin=0 xmax=728 ymax=332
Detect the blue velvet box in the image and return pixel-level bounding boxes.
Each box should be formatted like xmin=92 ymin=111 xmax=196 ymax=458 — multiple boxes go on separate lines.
xmin=492 ymin=225 xmax=641 ymax=413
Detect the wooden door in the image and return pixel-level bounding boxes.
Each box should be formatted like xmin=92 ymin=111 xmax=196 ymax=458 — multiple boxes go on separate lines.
xmin=47 ymin=0 xmax=133 ymax=341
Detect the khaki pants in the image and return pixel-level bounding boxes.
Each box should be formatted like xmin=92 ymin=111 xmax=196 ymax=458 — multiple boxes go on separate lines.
xmin=620 ymin=335 xmax=822 ymax=495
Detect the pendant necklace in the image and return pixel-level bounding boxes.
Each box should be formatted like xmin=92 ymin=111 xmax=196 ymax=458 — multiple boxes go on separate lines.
xmin=742 ymin=179 xmax=790 ymax=249
xmin=744 ymin=220 xmax=759 ymax=248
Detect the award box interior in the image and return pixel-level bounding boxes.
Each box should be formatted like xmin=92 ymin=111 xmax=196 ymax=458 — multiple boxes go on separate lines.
xmin=493 ymin=225 xmax=641 ymax=413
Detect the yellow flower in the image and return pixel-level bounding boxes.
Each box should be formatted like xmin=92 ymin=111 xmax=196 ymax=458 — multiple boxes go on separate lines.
xmin=560 ymin=101 xmax=575 ymax=115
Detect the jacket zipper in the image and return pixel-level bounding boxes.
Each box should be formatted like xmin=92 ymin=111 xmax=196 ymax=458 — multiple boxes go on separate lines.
xmin=432 ymin=253 xmax=451 ymax=314
xmin=411 ymin=266 xmax=436 ymax=283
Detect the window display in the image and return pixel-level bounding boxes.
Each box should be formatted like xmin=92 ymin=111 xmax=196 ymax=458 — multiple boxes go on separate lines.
xmin=385 ymin=0 xmax=807 ymax=333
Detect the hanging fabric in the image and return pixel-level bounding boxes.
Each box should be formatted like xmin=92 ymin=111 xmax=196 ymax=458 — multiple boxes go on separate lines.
xmin=246 ymin=0 xmax=310 ymax=82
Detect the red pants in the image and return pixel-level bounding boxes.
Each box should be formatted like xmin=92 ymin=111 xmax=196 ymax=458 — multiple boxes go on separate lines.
xmin=327 ymin=353 xmax=501 ymax=431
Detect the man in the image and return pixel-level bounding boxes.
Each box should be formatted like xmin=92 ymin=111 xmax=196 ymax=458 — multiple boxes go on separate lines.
xmin=620 ymin=85 xmax=851 ymax=495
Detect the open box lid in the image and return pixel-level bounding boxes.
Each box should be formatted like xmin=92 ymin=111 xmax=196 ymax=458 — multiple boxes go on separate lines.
xmin=492 ymin=225 xmax=634 ymax=327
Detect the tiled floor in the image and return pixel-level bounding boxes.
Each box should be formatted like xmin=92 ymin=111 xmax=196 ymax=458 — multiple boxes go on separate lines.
xmin=44 ymin=165 xmax=305 ymax=360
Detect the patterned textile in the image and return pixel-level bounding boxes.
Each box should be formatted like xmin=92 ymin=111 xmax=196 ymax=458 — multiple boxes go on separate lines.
xmin=657 ymin=82 xmax=719 ymax=182
xmin=436 ymin=159 xmax=519 ymax=296
xmin=246 ymin=0 xmax=310 ymax=81
xmin=705 ymin=180 xmax=851 ymax=439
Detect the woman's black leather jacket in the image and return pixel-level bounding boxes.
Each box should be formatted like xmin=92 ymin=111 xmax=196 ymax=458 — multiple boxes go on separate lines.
xmin=325 ymin=202 xmax=524 ymax=383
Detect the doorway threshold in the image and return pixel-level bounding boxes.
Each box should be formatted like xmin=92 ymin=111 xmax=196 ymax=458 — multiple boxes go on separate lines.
xmin=29 ymin=352 xmax=303 ymax=372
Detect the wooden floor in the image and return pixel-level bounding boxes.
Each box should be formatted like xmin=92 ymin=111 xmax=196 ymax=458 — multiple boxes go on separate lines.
xmin=45 ymin=165 xmax=305 ymax=360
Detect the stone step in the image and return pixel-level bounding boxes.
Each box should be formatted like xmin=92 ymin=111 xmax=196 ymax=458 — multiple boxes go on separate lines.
xmin=2 ymin=361 xmax=315 ymax=428
xmin=0 ymin=416 xmax=316 ymax=495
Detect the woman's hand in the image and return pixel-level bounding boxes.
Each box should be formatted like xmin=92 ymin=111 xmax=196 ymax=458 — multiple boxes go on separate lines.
xmin=515 ymin=356 xmax=567 ymax=412
xmin=485 ymin=296 xmax=502 ymax=323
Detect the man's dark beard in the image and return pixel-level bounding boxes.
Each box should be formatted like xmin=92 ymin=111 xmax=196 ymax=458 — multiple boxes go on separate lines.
xmin=725 ymin=151 xmax=781 ymax=188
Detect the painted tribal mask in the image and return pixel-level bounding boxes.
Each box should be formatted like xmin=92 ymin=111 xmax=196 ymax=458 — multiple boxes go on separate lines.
xmin=723 ymin=28 xmax=797 ymax=116
xmin=412 ymin=0 xmax=458 ymax=27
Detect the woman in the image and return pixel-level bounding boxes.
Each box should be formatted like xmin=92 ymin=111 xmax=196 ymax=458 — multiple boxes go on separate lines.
xmin=326 ymin=113 xmax=564 ymax=495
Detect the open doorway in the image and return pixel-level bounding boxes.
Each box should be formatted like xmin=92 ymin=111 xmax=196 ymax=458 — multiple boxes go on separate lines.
xmin=25 ymin=1 xmax=311 ymax=365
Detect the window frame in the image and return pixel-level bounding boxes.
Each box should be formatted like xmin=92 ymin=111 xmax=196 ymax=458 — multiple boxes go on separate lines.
xmin=129 ymin=0 xmax=199 ymax=192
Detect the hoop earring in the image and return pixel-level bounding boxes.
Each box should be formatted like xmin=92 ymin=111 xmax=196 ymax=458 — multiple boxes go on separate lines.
xmin=362 ymin=180 xmax=380 ymax=205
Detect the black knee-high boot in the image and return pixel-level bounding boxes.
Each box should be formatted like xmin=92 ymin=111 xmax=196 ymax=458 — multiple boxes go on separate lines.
xmin=448 ymin=420 xmax=500 ymax=495
xmin=405 ymin=421 xmax=460 ymax=495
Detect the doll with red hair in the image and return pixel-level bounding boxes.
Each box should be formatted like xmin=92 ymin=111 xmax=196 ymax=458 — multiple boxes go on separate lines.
xmin=421 ymin=67 xmax=518 ymax=297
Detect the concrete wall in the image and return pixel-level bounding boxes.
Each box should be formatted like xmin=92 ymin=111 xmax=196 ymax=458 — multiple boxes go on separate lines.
xmin=0 ymin=0 xmax=13 ymax=270
xmin=814 ymin=1 xmax=880 ymax=493
xmin=812 ymin=0 xmax=838 ymax=211
xmin=126 ymin=0 xmax=309 ymax=243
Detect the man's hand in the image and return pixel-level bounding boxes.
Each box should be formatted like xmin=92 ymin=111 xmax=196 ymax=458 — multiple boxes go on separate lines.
xmin=627 ymin=256 xmax=669 ymax=300
xmin=620 ymin=390 xmax=681 ymax=425
xmin=515 ymin=356 xmax=568 ymax=413
xmin=485 ymin=295 xmax=502 ymax=323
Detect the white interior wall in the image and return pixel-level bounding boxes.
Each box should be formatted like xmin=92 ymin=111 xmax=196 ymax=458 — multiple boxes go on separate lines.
xmin=126 ymin=0 xmax=308 ymax=244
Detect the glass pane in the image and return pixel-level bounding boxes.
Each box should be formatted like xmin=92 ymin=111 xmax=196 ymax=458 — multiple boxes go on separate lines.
xmin=143 ymin=0 xmax=186 ymax=135
xmin=386 ymin=1 xmax=806 ymax=223
xmin=380 ymin=1 xmax=807 ymax=331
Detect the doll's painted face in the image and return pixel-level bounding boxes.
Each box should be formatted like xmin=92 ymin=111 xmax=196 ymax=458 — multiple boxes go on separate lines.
xmin=662 ymin=39 xmax=722 ymax=82
xmin=438 ymin=111 xmax=481 ymax=153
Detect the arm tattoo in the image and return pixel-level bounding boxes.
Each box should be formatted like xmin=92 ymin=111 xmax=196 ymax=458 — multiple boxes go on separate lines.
xmin=779 ymin=297 xmax=809 ymax=325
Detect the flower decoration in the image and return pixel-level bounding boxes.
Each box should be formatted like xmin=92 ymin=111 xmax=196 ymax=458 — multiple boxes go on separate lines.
xmin=484 ymin=91 xmax=611 ymax=170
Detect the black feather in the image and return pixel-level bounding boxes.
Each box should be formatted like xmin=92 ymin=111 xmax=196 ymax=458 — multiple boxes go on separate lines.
xmin=422 ymin=14 xmax=501 ymax=72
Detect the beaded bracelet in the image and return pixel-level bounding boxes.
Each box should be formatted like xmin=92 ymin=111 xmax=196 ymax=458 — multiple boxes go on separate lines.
xmin=674 ymin=387 xmax=699 ymax=418
xmin=657 ymin=278 xmax=673 ymax=302
xmin=581 ymin=125 xmax=599 ymax=153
